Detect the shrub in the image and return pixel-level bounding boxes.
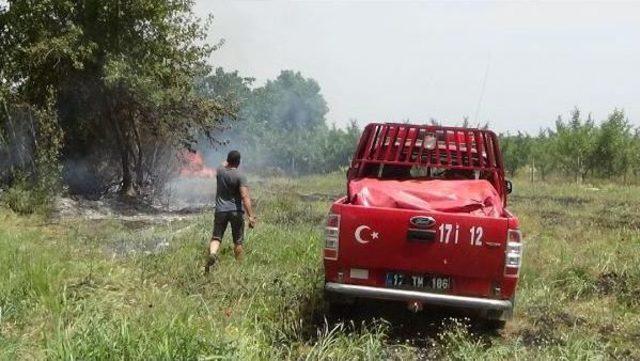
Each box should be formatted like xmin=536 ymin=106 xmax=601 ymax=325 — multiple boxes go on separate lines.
xmin=2 ymin=180 xmax=50 ymax=215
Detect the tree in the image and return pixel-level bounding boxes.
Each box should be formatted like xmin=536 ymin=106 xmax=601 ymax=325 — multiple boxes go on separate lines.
xmin=221 ymin=69 xmax=330 ymax=174
xmin=553 ymin=108 xmax=596 ymax=184
xmin=500 ymin=132 xmax=532 ymax=177
xmin=197 ymin=68 xmax=358 ymax=175
xmin=530 ymin=128 xmax=557 ymax=182
xmin=1 ymin=0 xmax=232 ymax=196
xmin=196 ymin=67 xmax=254 ymax=145
xmin=196 ymin=68 xmax=254 ymax=119
xmin=321 ymin=120 xmax=361 ymax=172
xmin=629 ymin=129 xmax=640 ymax=179
xmin=590 ymin=109 xmax=632 ymax=180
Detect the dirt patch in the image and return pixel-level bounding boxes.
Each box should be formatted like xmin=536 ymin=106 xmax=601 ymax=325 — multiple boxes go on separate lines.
xmin=535 ymin=309 xmax=586 ymax=328
xmin=591 ymin=214 xmax=640 ymax=231
xmin=64 ymin=277 xmax=99 ymax=302
xmin=552 ymin=196 xmax=590 ymax=207
xmin=259 ymin=190 xmax=341 ymax=203
xmin=104 ymin=236 xmax=171 ymax=257
xmin=596 ymin=272 xmax=629 ymax=295
xmin=594 ymin=271 xmax=640 ymax=307
xmin=537 ymin=210 xmax=565 ymax=222
xmin=517 ymin=327 xmax=565 ymax=347
xmin=598 ymin=324 xmax=616 ymax=336
xmin=53 ymin=195 xmax=211 ymax=224
xmin=536 ymin=209 xmax=576 ymax=229
xmin=296 ymin=192 xmax=342 ymax=202
xmin=511 ymin=195 xmax=591 ymax=207
xmin=120 ymin=219 xmax=161 ymax=230
xmin=518 ymin=307 xmax=585 ymax=347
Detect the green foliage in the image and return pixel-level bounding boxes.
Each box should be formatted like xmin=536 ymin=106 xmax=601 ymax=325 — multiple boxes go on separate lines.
xmin=1 ymin=92 xmax=62 ymax=213
xmin=500 ymin=131 xmax=532 ymax=177
xmin=244 ymin=70 xmax=331 ymax=174
xmin=318 ymin=121 xmax=362 ymax=173
xmin=3 ymin=180 xmax=45 ymax=214
xmin=201 ymin=68 xmax=360 ymax=175
xmin=0 ymin=0 xmax=232 ymax=196
xmin=32 ymin=94 xmax=64 ymax=192
xmin=500 ymin=108 xmax=639 ymax=183
xmin=529 ymin=129 xmax=557 ymax=181
xmin=591 ymin=109 xmax=633 ymax=178
xmin=632 ymin=129 xmax=640 ymax=177
xmin=554 ymin=109 xmax=597 ymax=183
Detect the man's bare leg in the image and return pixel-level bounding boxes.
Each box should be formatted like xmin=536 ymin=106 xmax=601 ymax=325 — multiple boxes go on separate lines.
xmin=209 ymin=238 xmax=221 ymax=255
xmin=205 ymin=238 xmax=221 ymax=274
xmin=234 ymin=244 xmax=244 ymax=261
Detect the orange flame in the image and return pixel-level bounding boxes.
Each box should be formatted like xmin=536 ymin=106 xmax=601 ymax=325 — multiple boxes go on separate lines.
xmin=179 ymin=151 xmax=216 ymax=178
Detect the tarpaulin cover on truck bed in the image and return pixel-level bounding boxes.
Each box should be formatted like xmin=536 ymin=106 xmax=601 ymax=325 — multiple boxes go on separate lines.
xmin=349 ymin=178 xmax=504 ymax=217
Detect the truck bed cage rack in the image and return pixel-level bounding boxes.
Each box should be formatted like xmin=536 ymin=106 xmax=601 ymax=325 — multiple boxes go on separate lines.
xmin=352 ymin=123 xmax=504 ymax=174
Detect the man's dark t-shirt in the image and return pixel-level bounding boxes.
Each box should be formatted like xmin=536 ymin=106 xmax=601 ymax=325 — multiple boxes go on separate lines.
xmin=215 ymin=166 xmax=247 ymax=213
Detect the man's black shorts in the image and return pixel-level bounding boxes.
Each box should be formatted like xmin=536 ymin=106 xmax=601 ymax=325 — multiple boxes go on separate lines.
xmin=212 ymin=211 xmax=245 ymax=245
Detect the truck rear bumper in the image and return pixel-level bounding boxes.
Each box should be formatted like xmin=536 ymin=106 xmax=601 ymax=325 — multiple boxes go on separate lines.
xmin=325 ymin=282 xmax=512 ymax=311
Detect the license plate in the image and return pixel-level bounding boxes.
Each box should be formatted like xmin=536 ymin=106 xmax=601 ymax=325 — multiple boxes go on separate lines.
xmin=385 ymin=272 xmax=451 ymax=290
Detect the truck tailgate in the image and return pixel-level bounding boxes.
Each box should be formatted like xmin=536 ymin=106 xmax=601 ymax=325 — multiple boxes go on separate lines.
xmin=337 ymin=204 xmax=509 ymax=280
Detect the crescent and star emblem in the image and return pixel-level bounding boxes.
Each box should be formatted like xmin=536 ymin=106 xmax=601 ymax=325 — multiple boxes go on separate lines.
xmin=355 ymin=225 xmax=379 ymax=244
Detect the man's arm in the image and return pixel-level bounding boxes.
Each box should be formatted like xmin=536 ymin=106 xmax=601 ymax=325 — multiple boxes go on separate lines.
xmin=240 ymin=186 xmax=256 ymax=228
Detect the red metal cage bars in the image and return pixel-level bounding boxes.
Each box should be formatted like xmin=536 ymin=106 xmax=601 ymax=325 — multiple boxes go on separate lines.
xmin=352 ymin=123 xmax=504 ymax=174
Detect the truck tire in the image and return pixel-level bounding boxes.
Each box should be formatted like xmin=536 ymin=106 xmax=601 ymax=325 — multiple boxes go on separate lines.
xmin=481 ymin=295 xmax=515 ymax=330
xmin=324 ymin=291 xmax=355 ymax=315
xmin=483 ymin=319 xmax=506 ymax=330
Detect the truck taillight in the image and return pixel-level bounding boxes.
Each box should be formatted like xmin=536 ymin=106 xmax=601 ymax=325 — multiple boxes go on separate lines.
xmin=504 ymin=229 xmax=523 ymax=276
xmin=324 ymin=213 xmax=340 ymax=260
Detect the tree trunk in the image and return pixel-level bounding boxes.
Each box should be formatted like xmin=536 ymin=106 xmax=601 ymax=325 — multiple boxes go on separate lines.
xmin=27 ymin=110 xmax=39 ymax=178
xmin=149 ymin=142 xmax=160 ymax=197
xmin=576 ymin=156 xmax=582 ymax=185
xmin=109 ymin=104 xmax=135 ymax=197
xmin=121 ymin=146 xmax=133 ymax=196
xmin=530 ymin=158 xmax=535 ymax=183
xmin=132 ymin=116 xmax=144 ymax=188
xmin=1 ymin=100 xmax=16 ymax=176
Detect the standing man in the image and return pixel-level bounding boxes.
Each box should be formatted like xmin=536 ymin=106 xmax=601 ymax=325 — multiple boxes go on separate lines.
xmin=205 ymin=150 xmax=256 ymax=273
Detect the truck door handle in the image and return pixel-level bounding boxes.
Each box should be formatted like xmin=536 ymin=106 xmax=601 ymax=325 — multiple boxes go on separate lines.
xmin=484 ymin=241 xmax=501 ymax=248
xmin=407 ymin=229 xmax=436 ymax=243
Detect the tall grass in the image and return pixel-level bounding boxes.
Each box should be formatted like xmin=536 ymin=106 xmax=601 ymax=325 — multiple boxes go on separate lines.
xmin=1 ymin=174 xmax=639 ymax=359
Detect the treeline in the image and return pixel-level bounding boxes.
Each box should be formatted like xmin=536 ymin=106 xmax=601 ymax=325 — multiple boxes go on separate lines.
xmin=199 ymin=68 xmax=360 ymax=175
xmin=3 ymin=1 xmax=636 ymax=216
xmin=1 ymin=0 xmax=234 ymax=207
xmin=500 ymin=108 xmax=640 ymax=183
xmin=0 ymin=0 xmax=359 ymax=212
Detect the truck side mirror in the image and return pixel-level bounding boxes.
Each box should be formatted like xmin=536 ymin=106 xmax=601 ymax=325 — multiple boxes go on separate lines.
xmin=505 ymin=180 xmax=513 ymax=194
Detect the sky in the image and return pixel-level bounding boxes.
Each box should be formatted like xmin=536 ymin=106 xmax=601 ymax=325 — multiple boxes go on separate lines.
xmin=195 ymin=1 xmax=640 ymax=133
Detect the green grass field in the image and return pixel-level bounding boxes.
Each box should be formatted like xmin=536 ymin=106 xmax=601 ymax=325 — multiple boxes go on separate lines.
xmin=1 ymin=174 xmax=640 ymax=360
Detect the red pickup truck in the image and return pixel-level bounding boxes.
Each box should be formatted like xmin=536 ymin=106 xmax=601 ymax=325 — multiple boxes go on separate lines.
xmin=324 ymin=123 xmax=522 ymax=327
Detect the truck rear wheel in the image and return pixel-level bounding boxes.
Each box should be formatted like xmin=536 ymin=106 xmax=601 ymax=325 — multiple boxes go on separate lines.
xmin=324 ymin=291 xmax=355 ymax=315
xmin=480 ymin=296 xmax=514 ymax=330
xmin=483 ymin=319 xmax=506 ymax=330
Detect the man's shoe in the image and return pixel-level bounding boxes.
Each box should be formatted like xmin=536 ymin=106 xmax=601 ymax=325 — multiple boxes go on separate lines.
xmin=204 ymin=254 xmax=218 ymax=275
